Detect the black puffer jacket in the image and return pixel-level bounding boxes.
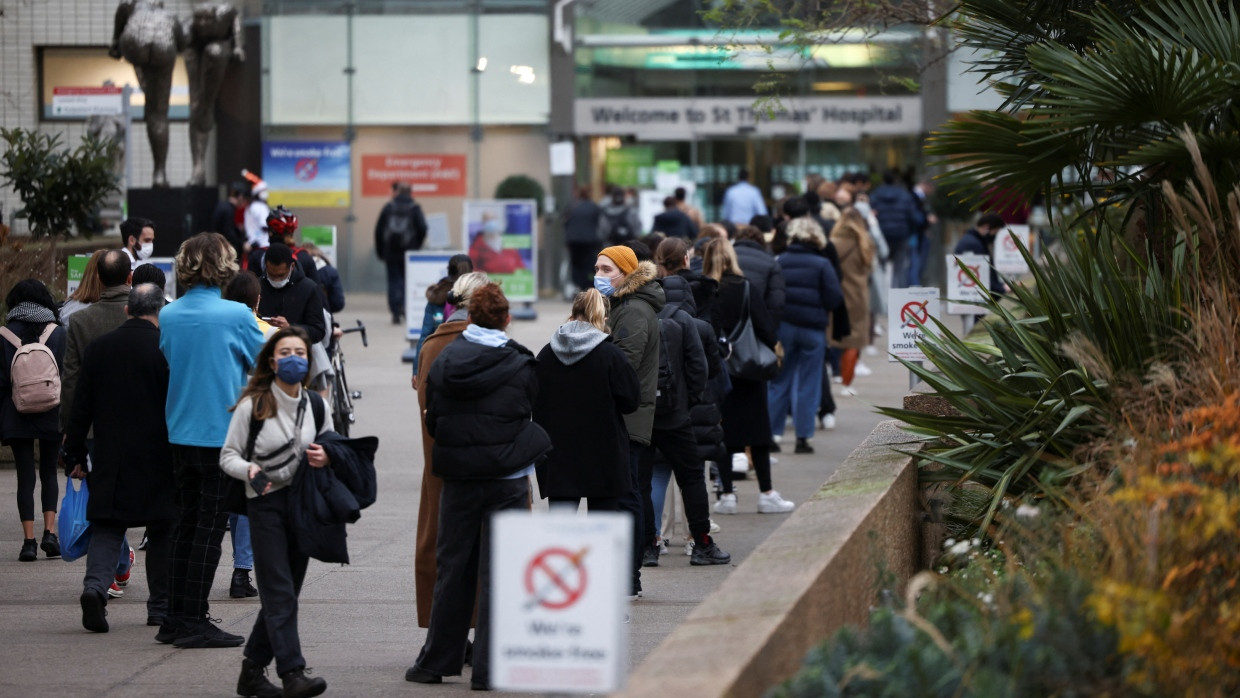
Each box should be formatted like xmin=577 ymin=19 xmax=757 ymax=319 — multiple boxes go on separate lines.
xmin=662 ymin=275 xmax=727 ymax=463
xmin=653 ymin=298 xmax=706 ymax=431
xmin=732 ymin=239 xmax=786 ymax=329
xmin=426 ymin=335 xmax=551 ymax=480
xmin=290 ymin=432 xmax=379 ymax=564
xmin=259 ymin=262 xmax=327 ymax=343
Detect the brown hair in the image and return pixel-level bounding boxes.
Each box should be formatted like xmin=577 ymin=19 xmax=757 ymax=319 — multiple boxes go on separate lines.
xmin=697 ymin=223 xmax=728 ymax=241
xmin=654 ymin=237 xmax=690 ymax=277
xmin=232 ymin=326 xmax=312 ymax=421
xmin=831 ymin=209 xmax=876 ymax=267
xmin=701 ymin=238 xmax=743 ymax=281
xmin=176 ymin=232 xmax=238 ymax=289
xmin=469 ymin=283 xmax=509 ymax=330
xmin=570 ymin=288 xmax=608 ymax=332
xmin=734 ymin=225 xmax=766 ymax=245
xmin=225 ymin=270 xmax=261 ymax=310
xmin=68 ymin=249 xmax=108 ymax=303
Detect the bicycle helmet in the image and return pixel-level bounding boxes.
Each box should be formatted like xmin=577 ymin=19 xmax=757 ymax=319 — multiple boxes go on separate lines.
xmin=266 ymin=205 xmax=298 ymax=238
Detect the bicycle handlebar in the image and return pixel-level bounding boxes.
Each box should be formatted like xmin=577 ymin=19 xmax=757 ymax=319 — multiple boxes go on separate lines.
xmin=340 ymin=319 xmax=368 ymax=347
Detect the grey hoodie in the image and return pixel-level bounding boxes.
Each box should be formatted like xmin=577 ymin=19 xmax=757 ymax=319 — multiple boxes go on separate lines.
xmin=550 ymin=320 xmax=608 ymax=366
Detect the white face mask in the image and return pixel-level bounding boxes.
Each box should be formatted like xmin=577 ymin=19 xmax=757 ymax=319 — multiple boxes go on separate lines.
xmin=269 ymin=275 xmax=290 ymax=289
xmin=135 ymin=241 xmax=154 ymax=260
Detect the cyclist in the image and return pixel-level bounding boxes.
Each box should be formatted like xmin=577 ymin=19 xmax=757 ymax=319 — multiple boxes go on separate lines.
xmin=249 ymin=206 xmax=319 ymax=285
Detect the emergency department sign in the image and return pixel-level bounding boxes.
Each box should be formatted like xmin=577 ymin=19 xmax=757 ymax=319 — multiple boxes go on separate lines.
xmin=945 ymin=254 xmax=989 ymax=315
xmin=887 ymin=287 xmax=940 ymax=362
xmin=491 ymin=511 xmax=629 ymax=694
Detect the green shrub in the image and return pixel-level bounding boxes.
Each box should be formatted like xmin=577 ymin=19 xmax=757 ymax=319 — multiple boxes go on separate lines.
xmin=0 ymin=128 xmax=119 ymax=237
xmin=494 ymin=175 xmax=545 ymax=215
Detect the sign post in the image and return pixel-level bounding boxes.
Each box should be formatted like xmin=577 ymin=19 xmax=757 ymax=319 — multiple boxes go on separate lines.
xmin=887 ymin=287 xmax=940 ymax=391
xmin=491 ymin=511 xmax=630 ymax=694
xmin=945 ymin=253 xmax=989 ymax=335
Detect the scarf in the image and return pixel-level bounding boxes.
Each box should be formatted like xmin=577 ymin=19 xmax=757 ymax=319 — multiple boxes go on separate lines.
xmin=5 ymin=302 xmax=57 ymax=326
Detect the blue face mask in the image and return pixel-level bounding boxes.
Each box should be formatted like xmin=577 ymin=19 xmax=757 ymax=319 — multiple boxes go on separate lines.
xmin=275 ymin=355 xmax=309 ymax=384
xmin=593 ymin=275 xmax=616 ymax=297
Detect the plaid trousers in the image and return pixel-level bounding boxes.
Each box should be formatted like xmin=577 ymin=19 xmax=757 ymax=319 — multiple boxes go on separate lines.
xmin=167 ymin=445 xmax=230 ymax=621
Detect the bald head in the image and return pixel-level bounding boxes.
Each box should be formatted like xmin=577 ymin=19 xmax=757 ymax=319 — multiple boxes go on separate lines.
xmin=99 ymin=249 xmax=131 ymax=287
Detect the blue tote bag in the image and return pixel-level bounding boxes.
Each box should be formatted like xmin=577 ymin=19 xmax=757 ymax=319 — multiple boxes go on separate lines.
xmin=58 ymin=478 xmax=91 ymax=562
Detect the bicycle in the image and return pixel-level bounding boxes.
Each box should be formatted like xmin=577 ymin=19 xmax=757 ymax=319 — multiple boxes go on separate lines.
xmin=329 ymin=319 xmax=367 ymax=436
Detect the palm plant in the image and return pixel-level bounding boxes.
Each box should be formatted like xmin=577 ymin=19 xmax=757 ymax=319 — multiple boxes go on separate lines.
xmin=930 ymin=0 xmax=1240 ymax=241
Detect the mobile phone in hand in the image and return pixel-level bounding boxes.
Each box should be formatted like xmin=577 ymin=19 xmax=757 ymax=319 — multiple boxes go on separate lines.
xmin=249 ymin=470 xmax=272 ymax=495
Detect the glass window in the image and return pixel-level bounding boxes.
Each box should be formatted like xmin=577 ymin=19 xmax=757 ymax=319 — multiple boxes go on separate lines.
xmin=38 ymin=47 xmax=190 ymax=121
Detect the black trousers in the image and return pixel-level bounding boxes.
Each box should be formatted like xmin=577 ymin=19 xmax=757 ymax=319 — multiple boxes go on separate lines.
xmin=10 ymin=438 xmax=58 ymax=522
xmin=84 ymin=520 xmax=172 ymax=617
xmin=615 ymin=443 xmax=644 ymax=595
xmin=639 ymin=422 xmax=711 ymax=544
xmin=244 ymin=488 xmax=310 ymax=677
xmin=385 ymin=255 xmax=405 ymax=316
xmin=414 ymin=477 xmax=529 ymax=686
xmin=567 ymin=242 xmax=602 ymax=292
xmin=168 ymin=445 xmax=229 ymax=621
xmin=547 ymin=496 xmax=620 ymax=512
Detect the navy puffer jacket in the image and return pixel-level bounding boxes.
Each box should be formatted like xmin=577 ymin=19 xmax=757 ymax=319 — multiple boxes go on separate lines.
xmin=777 ymin=243 xmax=843 ymax=330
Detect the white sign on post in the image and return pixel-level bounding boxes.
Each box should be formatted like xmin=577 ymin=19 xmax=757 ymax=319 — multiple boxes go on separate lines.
xmin=405 ymin=250 xmax=464 ymax=342
xmin=423 ymin=213 xmax=450 ymax=250
xmin=945 ymin=254 xmax=989 ymax=315
xmin=887 ymin=287 xmax=940 ymax=362
xmin=52 ymin=86 xmax=123 ymax=117
xmin=491 ymin=511 xmax=630 ymax=694
xmin=993 ymin=225 xmax=1034 ymax=275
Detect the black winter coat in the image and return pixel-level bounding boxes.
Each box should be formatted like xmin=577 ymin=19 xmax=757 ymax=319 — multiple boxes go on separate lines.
xmin=653 ymin=301 xmax=706 ymax=431
xmin=532 ymin=337 xmax=639 ymax=499
xmin=712 ymin=274 xmax=777 ymax=449
xmin=426 ymin=336 xmax=552 ymax=480
xmin=259 ymin=262 xmax=327 ymax=343
xmin=290 ymin=432 xmax=379 ymax=564
xmin=563 ymin=198 xmax=603 ymax=245
xmin=662 ymin=275 xmax=727 ymax=462
xmin=63 ymin=319 xmax=175 ymax=525
xmin=733 ymin=239 xmax=786 ymax=328
xmin=870 ymin=183 xmax=926 ymax=246
xmin=0 ymin=319 xmax=67 ymax=443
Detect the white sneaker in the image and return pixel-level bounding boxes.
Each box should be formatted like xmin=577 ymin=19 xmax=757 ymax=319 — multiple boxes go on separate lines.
xmin=731 ymin=453 xmax=749 ymax=474
xmin=709 ymin=519 xmax=721 ymax=534
xmin=864 ymin=345 xmax=879 ymax=356
xmin=714 ymin=493 xmax=738 ymax=515
xmin=772 ymin=434 xmax=783 ymax=444
xmin=833 ymin=375 xmax=843 ymax=384
xmin=757 ymin=490 xmax=795 ymax=513
xmin=821 ymin=413 xmax=836 ymax=430
xmin=657 ymin=539 xmax=668 ymax=556
xmin=873 ymin=324 xmax=884 ymax=337
xmin=841 ymin=386 xmax=858 ymax=397
xmin=854 ymin=361 xmax=873 ymax=377
xmin=683 ymin=538 xmax=695 ymax=556
xmin=107 ymin=582 xmax=124 ymax=598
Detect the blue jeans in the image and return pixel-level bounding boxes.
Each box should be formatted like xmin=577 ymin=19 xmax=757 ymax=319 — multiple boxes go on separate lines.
xmin=768 ymin=323 xmax=827 ymax=440
xmin=386 ymin=255 xmax=405 ymax=316
xmin=650 ymin=460 xmax=672 ymax=540
xmin=230 ymin=513 xmax=253 ymax=570
xmin=116 ymin=536 xmax=133 ymax=575
xmin=889 ymin=238 xmax=912 ymax=290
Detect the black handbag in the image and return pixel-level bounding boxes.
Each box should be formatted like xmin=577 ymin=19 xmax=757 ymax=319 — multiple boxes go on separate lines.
xmin=725 ymin=280 xmax=779 ymax=381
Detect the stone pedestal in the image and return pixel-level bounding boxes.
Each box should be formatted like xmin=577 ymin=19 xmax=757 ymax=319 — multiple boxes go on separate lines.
xmin=128 ymin=186 xmax=220 ymax=258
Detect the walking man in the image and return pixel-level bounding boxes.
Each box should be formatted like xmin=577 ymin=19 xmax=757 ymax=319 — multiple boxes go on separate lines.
xmin=375 ymin=181 xmax=428 ymax=324
xmin=65 ymin=284 xmax=176 ymax=632
xmin=158 ymin=232 xmax=265 ymax=648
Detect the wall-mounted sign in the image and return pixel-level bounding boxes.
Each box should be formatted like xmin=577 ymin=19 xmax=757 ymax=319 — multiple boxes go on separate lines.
xmin=51 ymin=86 xmax=123 ymax=117
xmin=261 ymin=141 xmax=351 ymax=208
xmin=361 ymin=154 xmax=466 ymax=198
xmin=575 ymin=97 xmax=922 ymax=140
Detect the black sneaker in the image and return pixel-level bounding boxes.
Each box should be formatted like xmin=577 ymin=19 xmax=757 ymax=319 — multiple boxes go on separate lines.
xmin=18 ymin=538 xmax=37 ymax=562
xmin=794 ymin=438 xmax=814 ymax=454
xmin=641 ymin=545 xmax=660 ymax=568
xmin=155 ymin=618 xmax=186 ymax=644
xmin=41 ymin=530 xmax=60 ymax=558
xmin=237 ymin=657 xmax=283 ymax=698
xmin=281 ymin=668 xmax=326 ymax=698
xmin=405 ymin=666 xmax=442 ymax=684
xmin=173 ymin=617 xmax=244 ymax=648
xmin=80 ymin=589 xmax=109 ymax=633
xmin=230 ymin=569 xmax=259 ymax=598
xmin=690 ymin=539 xmax=732 ymax=566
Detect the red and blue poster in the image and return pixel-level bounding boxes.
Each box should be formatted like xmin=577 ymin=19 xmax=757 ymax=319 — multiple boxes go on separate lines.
xmin=261 ymin=141 xmax=351 ymax=208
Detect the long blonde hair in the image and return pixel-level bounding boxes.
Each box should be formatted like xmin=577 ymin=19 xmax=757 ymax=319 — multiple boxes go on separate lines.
xmin=570 ymin=288 xmax=609 ymax=332
xmin=701 ymin=238 xmax=743 ymax=282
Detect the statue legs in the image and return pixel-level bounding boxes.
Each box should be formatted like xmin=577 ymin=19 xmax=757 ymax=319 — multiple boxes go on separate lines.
xmin=136 ymin=64 xmax=173 ymax=188
xmin=186 ymin=42 xmax=231 ymax=186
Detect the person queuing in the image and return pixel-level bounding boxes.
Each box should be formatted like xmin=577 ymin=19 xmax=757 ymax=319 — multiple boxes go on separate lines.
xmin=827 ymin=209 xmax=877 ymax=412
xmin=593 ymin=245 xmax=665 ymax=598
xmin=562 ymin=186 xmax=604 ymax=294
xmin=720 ymin=169 xmax=768 ymax=225
xmin=702 ymin=239 xmax=795 ymax=515
xmin=258 ymin=243 xmax=327 ymax=345
xmin=412 ymin=270 xmax=491 ymax=634
xmin=157 ymin=232 xmax=265 ymax=649
xmin=253 ymin=207 xmax=318 ymax=285
xmin=1 ymin=279 xmax=66 ymax=561
xmin=60 ymin=249 xmax=107 ymax=325
xmin=954 ymin=211 xmax=1008 ymax=297
xmin=413 ymin=255 xmax=473 ymax=375
xmin=120 ymin=217 xmax=156 ymax=271
xmin=406 ymin=283 xmax=551 ymax=691
xmin=767 ymin=218 xmax=843 ymax=455
xmin=220 ymin=327 xmax=334 ymax=698
xmin=64 ymin=284 xmax=174 ymax=632
xmin=532 ymin=289 xmax=640 ymax=512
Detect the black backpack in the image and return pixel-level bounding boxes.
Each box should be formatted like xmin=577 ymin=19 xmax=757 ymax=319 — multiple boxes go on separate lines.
xmin=654 ymin=316 xmax=680 ymax=414
xmin=604 ymin=207 xmax=635 ymax=244
xmin=385 ymin=199 xmax=417 ymax=251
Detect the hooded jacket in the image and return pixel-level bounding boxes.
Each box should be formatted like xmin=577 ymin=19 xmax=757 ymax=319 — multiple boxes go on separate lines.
xmin=655 ymin=276 xmax=708 ymax=431
xmin=732 ymin=239 xmax=786 ymax=329
xmin=661 ymin=275 xmax=726 ymax=460
xmin=606 ymin=260 xmax=666 ymax=445
xmin=532 ymin=322 xmax=640 ymax=499
xmin=426 ymin=335 xmax=551 ymax=480
xmin=259 ymin=262 xmax=327 ymax=343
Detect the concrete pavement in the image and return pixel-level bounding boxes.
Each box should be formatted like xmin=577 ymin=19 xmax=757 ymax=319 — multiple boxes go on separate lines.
xmin=0 ymin=292 xmax=913 ymax=697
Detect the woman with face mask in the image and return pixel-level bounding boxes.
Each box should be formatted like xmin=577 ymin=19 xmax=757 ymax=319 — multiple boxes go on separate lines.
xmin=220 ymin=326 xmax=333 ymax=698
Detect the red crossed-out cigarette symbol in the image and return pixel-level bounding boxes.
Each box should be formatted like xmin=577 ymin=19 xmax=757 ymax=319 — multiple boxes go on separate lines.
xmin=900 ymin=301 xmax=930 ymax=329
xmin=958 ymin=265 xmax=980 ymax=288
xmin=524 ymin=547 xmax=589 ymax=611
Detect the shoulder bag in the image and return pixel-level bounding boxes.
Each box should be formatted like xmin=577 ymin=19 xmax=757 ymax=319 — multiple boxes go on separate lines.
xmin=725 ymin=280 xmax=779 ymax=381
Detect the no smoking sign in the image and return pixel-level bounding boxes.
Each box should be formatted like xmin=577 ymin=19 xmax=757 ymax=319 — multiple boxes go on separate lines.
xmin=946 ymin=254 xmax=989 ymax=315
xmin=524 ymin=547 xmax=588 ymax=611
xmin=887 ymin=287 xmax=940 ymax=362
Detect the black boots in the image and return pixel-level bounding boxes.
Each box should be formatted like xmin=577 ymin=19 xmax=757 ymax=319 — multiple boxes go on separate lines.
xmin=80 ymin=588 xmax=109 ymax=633
xmin=230 ymin=569 xmax=258 ymax=598
xmin=281 ymin=668 xmax=327 ymax=698
xmin=236 ymin=658 xmax=282 ymax=698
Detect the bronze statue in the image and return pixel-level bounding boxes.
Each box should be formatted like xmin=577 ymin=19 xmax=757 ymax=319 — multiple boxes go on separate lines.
xmin=185 ymin=2 xmax=244 ymax=186
xmin=110 ymin=0 xmax=184 ymax=188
